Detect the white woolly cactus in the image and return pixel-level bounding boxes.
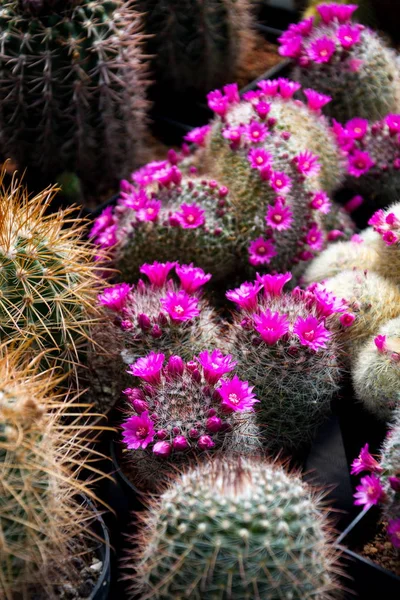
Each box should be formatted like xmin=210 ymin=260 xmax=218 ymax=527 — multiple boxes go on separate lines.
xmin=367 ymin=202 xmax=400 ymax=285
xmin=127 ymin=456 xmax=341 ymax=599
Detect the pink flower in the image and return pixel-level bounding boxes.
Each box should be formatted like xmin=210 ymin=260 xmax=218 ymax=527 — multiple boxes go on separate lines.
xmin=295 ymin=17 xmax=314 ymax=36
xmin=90 ymin=206 xmax=115 ymax=239
xmin=270 ymin=171 xmax=292 ymax=194
xmin=222 ymin=125 xmax=243 ymax=145
xmin=257 ymin=79 xmax=280 ymax=96
xmin=140 ymin=261 xmax=176 ymax=288
xmin=303 ymin=89 xmax=332 ymax=112
xmin=223 ymin=83 xmax=240 ymax=104
xmin=160 ymin=290 xmax=200 ymax=322
xmin=98 ymin=283 xmax=131 ymax=312
xmin=368 ymin=209 xmax=386 ymax=231
xmin=351 ymin=444 xmax=383 ymax=475
xmin=197 ymin=349 xmax=237 ymax=385
xmin=153 ymin=166 xmax=182 ymax=187
xmin=243 ymin=90 xmax=263 ymax=103
xmin=128 ymin=352 xmax=165 ymax=385
xmin=337 ymin=24 xmax=361 ymax=49
xmin=354 ymin=474 xmax=385 ymax=509
xmin=174 ymin=203 xmax=205 ymax=229
xmin=248 ymin=237 xmax=277 ymax=266
xmin=295 ymin=150 xmax=321 ymax=176
xmin=122 ymin=411 xmax=155 ymax=450
xmin=256 ymin=272 xmax=292 ymax=297
xmin=265 ymin=201 xmax=293 ymax=231
xmin=348 ymin=151 xmax=374 ymax=177
xmin=96 ymin=225 xmax=117 ymax=248
xmin=347 ymin=58 xmax=363 ymax=72
xmin=308 ymin=37 xmax=336 ymax=63
xmin=382 ymin=230 xmax=398 ymax=245
xmin=346 ymin=118 xmax=368 ymax=139
xmin=309 ymin=191 xmax=331 ymax=214
xmin=389 ymin=477 xmax=400 ymax=492
xmin=226 ymin=282 xmax=262 ymax=311
xmin=122 ymin=188 xmax=148 ymax=211
xmin=153 ymin=441 xmax=172 ymax=456
xmin=335 ymin=4 xmax=358 ymax=22
xmin=175 ymin=263 xmax=212 ymax=293
xmin=198 ymin=435 xmax=215 ymax=450
xmin=245 ymin=121 xmax=268 ymax=144
xmin=218 ymin=376 xmax=259 ymax=412
xmin=248 ymin=147 xmax=273 ymax=170
xmin=207 ymin=89 xmax=229 ymax=117
xmin=317 ymin=4 xmax=335 ymax=24
xmin=387 ymin=520 xmax=400 ymax=549
xmin=306 ymin=224 xmax=324 ymax=251
xmin=310 ymin=283 xmax=347 ymax=317
xmin=254 ymin=309 xmax=290 ymax=345
xmin=385 ymin=114 xmax=400 ymax=134
xmin=278 ymin=78 xmax=301 ymax=99
xmin=374 ymin=335 xmax=387 ymax=353
xmin=184 ymin=125 xmax=211 ymax=146
xmin=137 ymin=199 xmax=161 ymax=222
xmin=344 ymin=195 xmax=364 ymax=213
xmin=340 ymin=312 xmax=355 ymax=327
xmin=294 ymin=316 xmax=331 ymax=351
xmin=254 ymin=101 xmax=271 ymax=119
xmin=279 ymin=34 xmax=303 ymax=58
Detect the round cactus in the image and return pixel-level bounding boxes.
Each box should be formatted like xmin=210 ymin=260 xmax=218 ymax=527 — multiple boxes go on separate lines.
xmin=379 ymin=409 xmax=400 ymax=526
xmin=321 ymin=199 xmax=357 ymax=243
xmin=120 ymin=350 xmax=260 ymax=491
xmin=281 ymin=4 xmax=400 ymax=123
xmin=226 ymin=273 xmax=344 ymax=452
xmin=366 ymin=202 xmax=400 ymax=285
xmin=127 ymin=456 xmax=340 ymax=599
xmin=0 ymin=0 xmax=149 ymax=194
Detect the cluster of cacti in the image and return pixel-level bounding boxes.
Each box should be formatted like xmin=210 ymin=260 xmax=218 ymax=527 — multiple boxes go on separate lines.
xmin=279 ymin=3 xmax=400 ymax=122
xmin=226 ymin=272 xmax=345 ymax=451
xmin=0 ymin=0 xmax=148 ymax=194
xmin=121 ymin=350 xmax=260 ymax=490
xmin=127 ymin=456 xmax=340 ymax=599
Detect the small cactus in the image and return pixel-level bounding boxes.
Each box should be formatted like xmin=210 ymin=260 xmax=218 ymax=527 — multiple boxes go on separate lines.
xmin=127 ymin=456 xmax=341 ymax=599
xmin=365 ymin=202 xmax=400 ymax=285
xmin=281 ymin=4 xmax=400 ymax=122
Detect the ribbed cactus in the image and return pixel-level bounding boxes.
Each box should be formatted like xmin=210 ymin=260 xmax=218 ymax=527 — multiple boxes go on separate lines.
xmin=280 ymin=4 xmax=400 ymax=122
xmin=226 ymin=273 xmax=343 ymax=451
xmin=127 ymin=456 xmax=340 ymax=599
xmin=121 ymin=350 xmax=260 ymax=491
xmin=0 ymin=174 xmax=102 ymax=375
xmin=0 ymin=0 xmax=148 ymax=195
xmin=352 ymin=317 xmax=400 ymax=421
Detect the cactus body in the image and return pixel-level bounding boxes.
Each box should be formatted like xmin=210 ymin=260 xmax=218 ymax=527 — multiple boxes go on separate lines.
xmin=380 ymin=408 xmax=400 ymax=523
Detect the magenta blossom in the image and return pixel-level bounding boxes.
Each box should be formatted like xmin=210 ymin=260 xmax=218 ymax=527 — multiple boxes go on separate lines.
xmin=184 ymin=125 xmax=211 ymax=146
xmin=278 ymin=78 xmax=301 ymax=99
xmin=354 ymin=474 xmax=385 ymax=509
xmin=256 ymin=272 xmax=292 ymax=297
xmin=226 ymin=282 xmax=262 ymax=311
xmin=257 ymin=79 xmax=279 ymax=96
xmin=340 ymin=312 xmax=355 ymax=327
xmin=245 ymin=121 xmax=269 ymax=144
xmin=265 ymin=201 xmax=293 ymax=231
xmin=197 ymin=349 xmax=237 ymax=385
xmin=279 ymin=34 xmax=303 ymax=59
xmin=222 ymin=125 xmax=243 ymax=145
xmin=308 ymin=37 xmax=336 ymax=63
xmin=223 ymin=83 xmax=240 ymax=104
xmin=345 ymin=118 xmax=368 ymax=139
xmin=122 ymin=411 xmax=155 ymax=450
xmin=248 ymin=237 xmax=277 ymax=266
xmin=218 ymin=376 xmax=258 ymax=412
xmin=90 ymin=206 xmax=115 ymax=239
xmin=368 ymin=209 xmax=386 ymax=231
xmin=337 ymin=24 xmax=360 ymax=49
xmin=122 ymin=188 xmax=148 ymax=211
xmin=385 ymin=114 xmax=400 ymax=134
xmin=254 ymin=101 xmax=271 ymax=119
xmin=153 ymin=441 xmax=172 ymax=456
xmin=175 ymin=263 xmax=212 ymax=293
xmin=295 ymin=150 xmax=321 ymax=177
xmin=310 ymin=283 xmax=347 ymax=317
xmin=309 ymin=191 xmax=331 ymax=214
xmin=270 ymin=171 xmax=292 ymax=194
xmin=96 ymin=225 xmax=117 ymax=248
xmin=348 ymin=151 xmax=374 ymax=177
xmin=303 ymin=89 xmax=331 ymax=112
xmin=351 ymin=444 xmax=383 ymax=475
xmin=140 ymin=261 xmax=176 ymax=288
xmin=295 ymin=17 xmax=314 ymax=36
xmin=248 ymin=147 xmax=272 ymax=170
xmin=294 ymin=315 xmax=331 ymax=351
xmin=374 ymin=335 xmax=387 ymax=353
xmin=335 ymin=4 xmax=358 ymax=22
xmin=207 ymin=89 xmax=229 ymax=117
xmin=306 ymin=224 xmax=324 ymax=251
xmin=382 ymin=230 xmax=398 ymax=246
xmin=387 ymin=520 xmax=400 ymax=549
xmin=128 ymin=352 xmax=165 ymax=385
xmin=137 ymin=199 xmax=161 ymax=222
xmin=160 ymin=290 xmax=200 ymax=322
xmin=254 ymin=309 xmax=290 ymax=345
xmin=198 ymin=435 xmax=215 ymax=450
xmin=98 ymin=283 xmax=131 ymax=312
xmin=174 ymin=203 xmax=205 ymax=229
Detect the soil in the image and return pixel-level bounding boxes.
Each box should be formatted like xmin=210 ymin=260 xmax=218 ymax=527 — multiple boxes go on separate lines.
xmin=359 ymin=520 xmax=400 ymax=577
xmin=236 ymin=34 xmax=282 ymax=89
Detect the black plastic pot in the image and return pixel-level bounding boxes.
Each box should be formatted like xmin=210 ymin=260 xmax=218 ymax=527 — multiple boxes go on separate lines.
xmin=336 ymin=506 xmax=400 ymax=598
xmin=85 ymin=496 xmax=111 ymax=600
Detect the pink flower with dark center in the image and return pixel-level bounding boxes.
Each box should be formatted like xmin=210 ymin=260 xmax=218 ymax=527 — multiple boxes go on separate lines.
xmin=222 ymin=125 xmax=243 ymax=146
xmin=175 ymin=263 xmax=212 ymax=293
xmin=128 ymin=352 xmax=165 ymax=385
xmin=254 ymin=101 xmax=271 ymax=119
xmin=139 ymin=261 xmax=176 ymax=288
xmin=174 ymin=203 xmax=205 ymax=229
xmin=248 ymin=237 xmax=277 ymax=266
xmin=309 ymin=191 xmax=331 ymax=214
xmin=265 ymin=201 xmax=293 ymax=231
xmin=207 ymin=89 xmax=229 ymax=117
xmin=223 ymin=83 xmax=240 ymax=104
xmin=137 ymin=199 xmax=161 ymax=222
xmin=388 ymin=520 xmax=400 ymax=549
xmin=294 ymin=315 xmax=331 ymax=350
xmin=306 ymin=224 xmax=324 ymax=251
xmin=303 ymin=89 xmax=332 ymax=112
xmin=270 ymin=171 xmax=292 ymax=194
xmin=153 ymin=441 xmax=172 ymax=456
xmin=256 ymin=272 xmax=292 ymax=297
xmin=278 ymin=78 xmax=301 ymax=99
xmin=374 ymin=335 xmax=387 ymax=353
xmin=98 ymin=283 xmax=132 ymax=312
xmin=257 ymin=79 xmax=280 ymax=96
xmin=197 ymin=349 xmax=237 ymax=385
xmin=295 ymin=150 xmax=321 ymax=176
xmin=122 ymin=411 xmax=155 ymax=450
xmin=160 ymin=290 xmax=200 ymax=322
xmin=184 ymin=125 xmax=211 ymax=146
xmin=90 ymin=206 xmax=115 ymax=239
xmin=368 ymin=209 xmax=386 ymax=231
xmin=246 ymin=121 xmax=269 ymax=144
xmin=248 ymin=147 xmax=273 ymax=170
xmin=345 ymin=118 xmax=368 ymax=139
xmin=218 ymin=376 xmax=259 ymax=412
xmin=308 ymin=37 xmax=336 ymax=63
xmin=382 ymin=230 xmax=398 ymax=246
xmin=385 ymin=114 xmax=400 ymax=134
xmin=351 ymin=443 xmax=383 ymax=475
xmin=354 ymin=474 xmax=385 ymax=509
xmin=254 ymin=309 xmax=290 ymax=345
xmin=337 ymin=24 xmax=361 ymax=49
xmin=340 ymin=313 xmax=356 ymax=327
xmin=96 ymin=225 xmax=117 ymax=248
xmin=348 ymin=151 xmax=374 ymax=177
xmin=226 ymin=282 xmax=262 ymax=311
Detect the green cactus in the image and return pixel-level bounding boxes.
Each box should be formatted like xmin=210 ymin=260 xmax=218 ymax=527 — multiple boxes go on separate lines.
xmin=127 ymin=456 xmax=340 ymax=599
xmin=0 ymin=0 xmax=149 ymax=195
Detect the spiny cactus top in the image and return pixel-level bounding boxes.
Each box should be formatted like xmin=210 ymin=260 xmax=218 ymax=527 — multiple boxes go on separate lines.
xmin=0 ymin=0 xmax=149 ymax=194
xmin=280 ymin=4 xmax=400 ymax=122
xmin=0 ymin=175 xmax=102 ymax=376
xmin=121 ymin=350 xmax=260 ymax=490
xmin=128 ymin=456 xmax=340 ymax=599
xmin=226 ymin=272 xmax=346 ymax=451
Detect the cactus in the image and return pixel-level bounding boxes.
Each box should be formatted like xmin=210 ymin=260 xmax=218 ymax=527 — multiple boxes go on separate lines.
xmin=127 ymin=456 xmax=341 ymax=599
xmin=380 ymin=409 xmax=400 ymax=526
xmin=0 ymin=173 xmax=102 ymax=376
xmin=303 ymin=0 xmax=377 ymax=27
xmin=0 ymin=0 xmax=149 ymax=195
xmin=120 ymin=350 xmax=260 ymax=491
xmin=352 ymin=317 xmax=400 ymax=421
xmin=280 ymin=4 xmax=400 ymax=122
xmin=226 ymin=273 xmax=343 ymax=452
xmin=321 ymin=199 xmax=356 ymax=243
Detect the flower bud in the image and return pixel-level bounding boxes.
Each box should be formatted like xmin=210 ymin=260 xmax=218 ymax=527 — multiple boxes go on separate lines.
xmin=152 ymin=441 xmax=172 ymax=456
xmin=198 ymin=435 xmax=215 ymax=450
xmin=173 ymin=436 xmax=189 ymax=451
xmin=167 ymin=355 xmax=185 ymax=377
xmin=138 ymin=313 xmax=151 ymax=331
xmin=206 ymin=416 xmax=223 ymax=433
xmin=132 ymin=399 xmax=149 ymax=414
